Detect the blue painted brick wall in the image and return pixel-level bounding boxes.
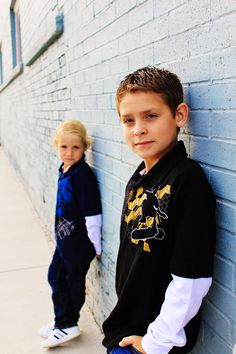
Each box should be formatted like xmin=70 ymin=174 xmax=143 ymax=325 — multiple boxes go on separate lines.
xmin=0 ymin=1 xmax=236 ymax=353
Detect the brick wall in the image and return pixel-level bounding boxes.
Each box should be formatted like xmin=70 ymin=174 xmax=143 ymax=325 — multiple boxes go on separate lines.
xmin=0 ymin=1 xmax=235 ymax=353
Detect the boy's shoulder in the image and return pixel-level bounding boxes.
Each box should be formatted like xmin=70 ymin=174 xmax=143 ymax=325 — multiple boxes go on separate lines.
xmin=72 ymin=159 xmax=97 ymax=181
xmin=177 ymin=156 xmax=207 ymax=177
xmin=170 ymin=157 xmax=214 ymax=196
xmin=174 ymin=156 xmax=204 ymax=175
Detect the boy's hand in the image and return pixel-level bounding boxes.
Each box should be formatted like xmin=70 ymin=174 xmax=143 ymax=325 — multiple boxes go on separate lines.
xmin=119 ymin=335 xmax=146 ymax=353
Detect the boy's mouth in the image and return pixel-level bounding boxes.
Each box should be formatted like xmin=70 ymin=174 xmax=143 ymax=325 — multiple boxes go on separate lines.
xmin=135 ymin=140 xmax=153 ymax=146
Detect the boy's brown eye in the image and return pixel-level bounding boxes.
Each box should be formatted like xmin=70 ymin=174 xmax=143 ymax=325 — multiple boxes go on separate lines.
xmin=123 ymin=118 xmax=133 ymax=124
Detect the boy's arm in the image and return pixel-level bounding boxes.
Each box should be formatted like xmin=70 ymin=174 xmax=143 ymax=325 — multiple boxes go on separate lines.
xmin=85 ymin=214 xmax=102 ymax=257
xmin=141 ymin=275 xmax=212 ymax=354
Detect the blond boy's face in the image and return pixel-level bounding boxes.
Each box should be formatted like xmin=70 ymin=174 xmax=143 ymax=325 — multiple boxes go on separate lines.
xmin=57 ymin=132 xmax=85 ymax=171
xmin=119 ymin=91 xmax=188 ymax=172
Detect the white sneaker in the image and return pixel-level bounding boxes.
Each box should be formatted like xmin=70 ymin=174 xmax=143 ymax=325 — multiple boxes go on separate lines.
xmin=39 ymin=322 xmax=55 ymax=338
xmin=41 ymin=326 xmax=80 ymax=348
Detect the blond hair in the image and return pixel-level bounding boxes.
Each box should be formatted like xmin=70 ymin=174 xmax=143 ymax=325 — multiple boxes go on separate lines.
xmin=52 ymin=120 xmax=92 ymax=150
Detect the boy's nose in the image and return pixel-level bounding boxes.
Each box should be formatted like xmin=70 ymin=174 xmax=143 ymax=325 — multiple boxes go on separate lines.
xmin=134 ymin=123 xmax=147 ymax=136
xmin=66 ymin=149 xmax=73 ymax=156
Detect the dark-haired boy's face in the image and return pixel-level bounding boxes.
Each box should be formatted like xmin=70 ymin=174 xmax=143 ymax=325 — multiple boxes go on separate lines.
xmin=119 ymin=91 xmax=184 ymax=172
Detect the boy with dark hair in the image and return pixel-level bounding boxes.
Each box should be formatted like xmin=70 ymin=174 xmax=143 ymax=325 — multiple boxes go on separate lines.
xmin=102 ymin=66 xmax=216 ymax=354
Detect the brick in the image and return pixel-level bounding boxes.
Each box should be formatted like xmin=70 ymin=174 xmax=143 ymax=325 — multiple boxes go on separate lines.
xmin=97 ymin=94 xmax=112 ymax=109
xmin=140 ymin=16 xmax=168 ymax=46
xmin=128 ymin=2 xmax=154 ymax=31
xmin=211 ymin=47 xmax=236 ymax=80
xmin=92 ymin=153 xmax=113 ymax=174
xmin=211 ymin=0 xmax=236 ymax=18
xmin=104 ymin=172 xmax=122 ymax=194
xmin=83 ymin=36 xmax=96 ymax=55
xmin=216 ymin=201 xmax=236 ymax=235
xmin=94 ymin=0 xmax=110 ymax=15
xmin=95 ymin=16 xmax=129 ymax=47
xmin=209 ymin=282 xmax=236 ymax=322
xmin=113 ymin=159 xmax=134 ymax=182
xmin=115 ymin=0 xmax=137 ymax=17
xmin=121 ymin=145 xmax=142 ymax=167
xmin=189 ymin=13 xmax=236 ymax=55
xmin=190 ymin=83 xmax=236 ymax=110
xmin=190 ymin=138 xmax=236 ymax=170
xmin=232 ymin=324 xmax=236 ymax=345
xmin=165 ymin=55 xmax=210 ymax=83
xmin=101 ymin=40 xmax=119 ymax=62
xmin=211 ymin=169 xmax=236 ymax=203
xmin=108 ymin=56 xmax=129 ymax=76
xmin=200 ymin=329 xmax=231 ymax=354
xmin=185 ymin=111 xmax=210 ymax=137
xmin=112 ymin=192 xmax=124 ymax=213
xmin=169 ymin=0 xmax=210 ymax=36
xmin=211 ymin=111 xmax=236 ymax=140
xmin=214 ymin=255 xmax=235 ymax=290
xmin=154 ymin=33 xmax=189 ymax=63
xmin=97 ymin=4 xmax=116 ymax=29
xmin=203 ymin=323 xmax=232 ymax=354
xmin=103 ymin=75 xmax=119 ymax=93
xmin=118 ymin=29 xmax=141 ymax=55
xmin=129 ymin=46 xmax=154 ymax=72
xmin=216 ymin=228 xmax=236 ymax=263
xmin=112 ymin=125 xmax=123 ymax=142
xmin=154 ymin=0 xmax=186 ymax=16
xmin=201 ymin=300 xmax=231 ymax=342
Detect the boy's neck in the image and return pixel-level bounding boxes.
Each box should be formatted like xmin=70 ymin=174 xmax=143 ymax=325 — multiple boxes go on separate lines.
xmin=62 ymin=165 xmax=71 ymax=173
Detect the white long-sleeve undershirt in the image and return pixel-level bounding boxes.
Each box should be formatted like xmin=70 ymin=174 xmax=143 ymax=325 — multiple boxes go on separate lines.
xmin=85 ymin=214 xmax=102 ymax=255
xmin=142 ymin=275 xmax=212 ymax=354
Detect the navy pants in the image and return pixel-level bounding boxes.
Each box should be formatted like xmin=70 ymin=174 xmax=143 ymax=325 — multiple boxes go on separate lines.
xmin=48 ymin=246 xmax=92 ymax=328
xmin=107 ymin=346 xmax=142 ymax=354
xmin=107 ymin=346 xmax=189 ymax=354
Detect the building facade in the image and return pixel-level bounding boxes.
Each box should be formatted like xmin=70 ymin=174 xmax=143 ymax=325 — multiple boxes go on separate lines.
xmin=0 ymin=1 xmax=236 ymax=353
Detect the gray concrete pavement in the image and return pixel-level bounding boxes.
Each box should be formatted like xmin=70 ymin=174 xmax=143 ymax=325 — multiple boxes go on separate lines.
xmin=0 ymin=147 xmax=105 ymax=354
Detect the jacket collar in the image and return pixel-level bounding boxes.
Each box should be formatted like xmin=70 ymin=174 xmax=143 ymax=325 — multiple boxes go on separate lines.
xmin=131 ymin=141 xmax=188 ymax=187
xmin=59 ymin=154 xmax=86 ymax=175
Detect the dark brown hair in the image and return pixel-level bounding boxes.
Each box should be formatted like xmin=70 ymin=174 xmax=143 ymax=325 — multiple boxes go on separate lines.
xmin=116 ymin=66 xmax=184 ymax=116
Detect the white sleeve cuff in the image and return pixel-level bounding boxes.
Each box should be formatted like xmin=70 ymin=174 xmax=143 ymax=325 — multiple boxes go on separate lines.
xmin=142 ymin=275 xmax=212 ymax=354
xmin=85 ymin=214 xmax=102 ymax=255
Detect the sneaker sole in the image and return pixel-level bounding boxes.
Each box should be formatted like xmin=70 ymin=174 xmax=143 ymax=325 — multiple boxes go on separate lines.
xmin=42 ymin=332 xmax=80 ymax=348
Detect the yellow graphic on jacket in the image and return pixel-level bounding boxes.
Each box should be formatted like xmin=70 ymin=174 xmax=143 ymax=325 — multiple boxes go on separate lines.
xmin=125 ymin=185 xmax=171 ymax=252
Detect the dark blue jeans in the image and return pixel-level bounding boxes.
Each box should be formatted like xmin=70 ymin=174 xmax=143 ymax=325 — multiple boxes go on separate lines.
xmin=48 ymin=246 xmax=91 ymax=328
xmin=107 ymin=346 xmax=142 ymax=354
xmin=107 ymin=346 xmax=189 ymax=354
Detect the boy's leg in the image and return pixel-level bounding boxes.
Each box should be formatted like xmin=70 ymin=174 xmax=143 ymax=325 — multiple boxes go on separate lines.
xmin=57 ymin=235 xmax=95 ymax=327
xmin=63 ymin=257 xmax=91 ymax=325
xmin=48 ymin=248 xmax=76 ymax=328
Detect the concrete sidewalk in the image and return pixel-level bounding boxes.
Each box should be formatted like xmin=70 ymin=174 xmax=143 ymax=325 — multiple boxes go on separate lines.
xmin=0 ymin=147 xmax=105 ymax=354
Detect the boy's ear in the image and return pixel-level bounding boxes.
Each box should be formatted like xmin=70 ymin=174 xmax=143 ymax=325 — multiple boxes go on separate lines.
xmin=175 ymin=103 xmax=189 ymax=128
